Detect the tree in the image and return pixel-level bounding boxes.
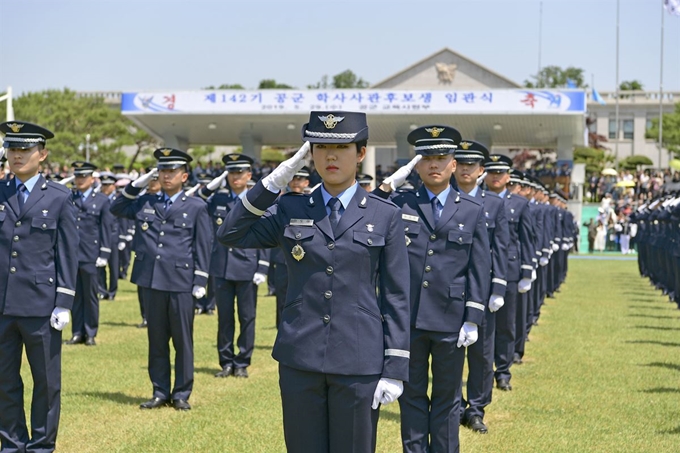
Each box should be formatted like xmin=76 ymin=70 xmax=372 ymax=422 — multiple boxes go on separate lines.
xmin=618 ymin=155 xmax=653 ymax=170
xmin=646 ymin=103 xmax=680 ymax=158
xmin=203 ymin=84 xmax=245 ymax=90
xmin=574 ymin=147 xmax=615 ymax=174
xmin=258 ymin=79 xmax=294 ymax=89
xmin=308 ymin=70 xmax=369 ymax=89
xmin=619 ymin=80 xmax=643 ymax=91
xmin=524 ymin=66 xmax=587 ymax=89
xmin=188 ymin=145 xmax=216 ymax=165
xmin=10 ymin=89 xmax=155 ymax=169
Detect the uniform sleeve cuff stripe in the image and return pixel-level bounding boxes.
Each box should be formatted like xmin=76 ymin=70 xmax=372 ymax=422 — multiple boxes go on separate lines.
xmin=466 ymin=301 xmax=485 ymax=311
xmin=385 ymin=349 xmax=410 ymax=358
xmin=542 ymin=248 xmax=551 ymax=252
xmin=100 ymin=247 xmax=112 ymax=253
xmin=242 ymin=195 xmax=265 ymax=216
xmin=122 ymin=190 xmax=137 ymax=200
xmin=57 ymin=287 xmax=76 ymax=296
xmin=535 ymin=251 xmax=542 ymax=255
xmin=258 ymin=260 xmax=270 ymax=266
xmin=194 ymin=270 xmax=209 ymax=278
xmin=521 ymin=265 xmax=533 ymax=270
xmin=492 ymin=278 xmax=507 ymax=286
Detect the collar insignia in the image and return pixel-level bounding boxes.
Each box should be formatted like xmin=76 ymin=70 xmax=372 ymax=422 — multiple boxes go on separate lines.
xmin=425 ymin=127 xmax=444 ymax=138
xmin=319 ymin=114 xmax=344 ymax=129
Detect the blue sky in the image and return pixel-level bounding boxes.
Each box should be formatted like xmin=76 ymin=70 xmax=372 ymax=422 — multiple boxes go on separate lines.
xmin=0 ymin=0 xmax=678 ymax=94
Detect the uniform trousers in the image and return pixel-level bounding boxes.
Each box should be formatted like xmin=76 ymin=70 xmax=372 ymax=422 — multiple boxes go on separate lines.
xmin=118 ymin=247 xmax=131 ymax=279
xmin=97 ymin=248 xmax=118 ymax=299
xmin=463 ymin=308 xmax=496 ymax=420
xmin=494 ymin=281 xmax=518 ymax=383
xmin=272 ymin=262 xmax=288 ymax=328
xmin=515 ymin=292 xmax=529 ymax=360
xmin=400 ymin=328 xmax=466 ymax=453
xmin=0 ymin=315 xmax=61 ymax=453
xmin=279 ymin=364 xmax=380 ymax=453
xmin=194 ymin=276 xmax=216 ymax=312
xmin=72 ymin=263 xmax=100 ymax=339
xmin=143 ymin=288 xmax=194 ymax=401
xmin=215 ymin=278 xmax=256 ymax=369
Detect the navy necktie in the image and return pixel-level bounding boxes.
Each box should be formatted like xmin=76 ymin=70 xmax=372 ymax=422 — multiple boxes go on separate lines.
xmin=17 ymin=184 xmax=27 ymax=212
xmin=328 ymin=197 xmax=341 ymax=232
xmin=165 ymin=198 xmax=173 ymax=212
xmin=431 ymin=197 xmax=442 ymax=226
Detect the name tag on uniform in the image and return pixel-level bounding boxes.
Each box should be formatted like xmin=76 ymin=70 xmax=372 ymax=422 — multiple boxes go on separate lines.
xmin=402 ymin=214 xmax=419 ymax=223
xmin=216 ymin=206 xmax=227 ymax=211
xmin=144 ymin=208 xmax=155 ymax=214
xmin=290 ymin=218 xmax=314 ymax=227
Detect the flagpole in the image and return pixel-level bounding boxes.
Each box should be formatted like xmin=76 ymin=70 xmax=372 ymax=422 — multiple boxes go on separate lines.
xmin=615 ymin=0 xmax=620 ymax=162
xmin=658 ymin=0 xmax=665 ymax=169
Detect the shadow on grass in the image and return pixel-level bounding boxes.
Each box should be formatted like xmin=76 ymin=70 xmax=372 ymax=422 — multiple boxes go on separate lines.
xmin=626 ymin=314 xmax=679 ymax=320
xmin=628 ymin=305 xmax=676 ymax=310
xmin=195 ymin=367 xmax=219 ymax=376
xmin=76 ymin=391 xmax=142 ymax=406
xmin=641 ymin=387 xmax=680 ymax=394
xmin=643 ymin=362 xmax=680 ymax=372
xmin=626 ymin=340 xmax=680 ymax=347
xmin=634 ymin=325 xmax=680 ymax=332
xmin=378 ymin=410 xmax=401 ymax=423
xmin=100 ymin=321 xmax=139 ymax=328
xmin=658 ymin=426 xmax=680 ymax=435
xmin=254 ymin=344 xmax=275 ymax=351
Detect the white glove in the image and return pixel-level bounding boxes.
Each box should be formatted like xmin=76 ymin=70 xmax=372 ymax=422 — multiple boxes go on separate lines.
xmin=95 ymin=257 xmax=107 ymax=268
xmin=252 ymin=272 xmax=266 ymax=285
xmin=539 ymin=257 xmax=549 ymax=267
xmin=561 ymin=243 xmax=570 ymax=251
xmin=262 ymin=142 xmax=310 ymax=193
xmin=531 ymin=269 xmax=537 ymax=282
xmin=192 ymin=285 xmax=206 ymax=299
xmin=552 ymin=243 xmax=559 ymax=252
xmin=58 ymin=175 xmax=75 ymax=186
xmin=382 ymin=155 xmax=422 ymax=191
xmin=457 ymin=322 xmax=478 ymax=348
xmin=206 ymin=170 xmax=229 ymax=191
xmin=125 ymin=234 xmax=133 ymax=242
xmin=50 ymin=307 xmax=71 ymax=331
xmin=0 ymin=148 xmax=4 ymax=161
xmin=371 ymin=378 xmax=404 ymax=410
xmin=518 ymin=278 xmax=532 ymax=293
xmin=488 ymin=294 xmax=505 ymax=313
xmin=118 ymin=242 xmax=126 ymax=251
xmin=476 ymin=171 xmax=487 ymax=187
xmin=131 ymin=168 xmax=158 ymax=188
xmin=185 ymin=184 xmax=201 ymax=197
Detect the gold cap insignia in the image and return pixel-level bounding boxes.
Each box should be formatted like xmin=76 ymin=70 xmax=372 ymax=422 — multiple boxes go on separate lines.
xmin=75 ymin=162 xmax=84 ymax=168
xmin=7 ymin=123 xmax=24 ymax=133
xmin=319 ymin=114 xmax=344 ymax=130
xmin=161 ymin=149 xmax=173 ymax=156
xmin=229 ymin=155 xmax=240 ymax=161
xmin=459 ymin=142 xmax=472 ymax=150
xmin=425 ymin=127 xmax=445 ymax=138
xmin=491 ymin=156 xmax=500 ymax=162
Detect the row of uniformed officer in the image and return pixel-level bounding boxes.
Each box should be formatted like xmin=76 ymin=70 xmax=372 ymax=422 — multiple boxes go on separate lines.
xmin=97 ymin=172 xmax=121 ymax=301
xmin=111 ymin=148 xmax=212 ymax=411
xmin=0 ymin=121 xmax=78 ymax=452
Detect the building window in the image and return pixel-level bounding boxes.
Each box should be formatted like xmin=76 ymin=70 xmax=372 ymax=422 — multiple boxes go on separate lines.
xmin=622 ymin=120 xmax=634 ymax=140
xmin=609 ymin=119 xmax=617 ymax=139
xmin=646 ymin=118 xmax=654 ymax=131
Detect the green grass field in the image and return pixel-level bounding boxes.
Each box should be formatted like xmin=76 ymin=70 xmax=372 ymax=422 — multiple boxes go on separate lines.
xmin=18 ymin=259 xmax=680 ymax=452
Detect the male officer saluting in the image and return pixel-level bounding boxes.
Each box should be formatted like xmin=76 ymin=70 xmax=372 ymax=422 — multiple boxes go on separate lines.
xmin=64 ymin=161 xmax=114 ymax=346
xmin=111 ymin=148 xmax=211 ymax=411
xmin=375 ymin=125 xmax=491 ymax=452
xmin=197 ymin=153 xmax=270 ymax=378
xmin=0 ymin=121 xmax=78 ymax=452
xmin=452 ymin=142 xmax=510 ymax=434
xmin=218 ymin=111 xmax=410 ymax=452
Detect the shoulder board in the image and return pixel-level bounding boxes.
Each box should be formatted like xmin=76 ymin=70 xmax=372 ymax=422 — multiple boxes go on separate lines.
xmin=45 ymin=180 xmax=71 ymax=194
xmin=368 ymin=192 xmax=399 ymax=207
xmin=281 ymin=192 xmax=307 ymax=197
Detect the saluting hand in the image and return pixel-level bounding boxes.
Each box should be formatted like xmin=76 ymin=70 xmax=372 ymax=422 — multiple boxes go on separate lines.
xmin=131 ymin=168 xmax=158 ymax=189
xmin=381 ymin=155 xmax=422 ymax=192
xmin=206 ymin=170 xmax=229 ymax=191
xmin=262 ymin=142 xmax=310 ymax=193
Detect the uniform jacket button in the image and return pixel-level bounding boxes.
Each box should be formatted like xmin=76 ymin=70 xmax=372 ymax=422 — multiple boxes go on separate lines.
xmin=10 ymin=267 xmax=16 ymax=273
xmin=425 ymin=265 xmax=431 ymax=272
xmin=322 ymin=315 xmax=331 ymax=324
xmin=427 ymin=249 xmax=434 ymax=256
xmin=158 ymin=243 xmax=163 ymax=248
xmin=11 ymin=251 xmax=17 ymax=258
xmin=13 ymin=236 xmax=19 ymax=242
xmin=295 ymin=233 xmax=301 ymax=239
xmin=15 ymin=221 xmax=21 ymax=227
xmin=327 ymin=242 xmax=335 ymax=250
xmin=324 ymin=291 xmax=332 ymax=299
xmin=326 ymin=266 xmax=333 ymax=275
xmin=422 ymin=281 xmax=429 ymax=288
xmin=430 ymin=234 xmax=436 ymax=241
xmin=156 ymin=255 xmax=161 ymax=260
xmin=367 ymin=238 xmax=373 ymax=245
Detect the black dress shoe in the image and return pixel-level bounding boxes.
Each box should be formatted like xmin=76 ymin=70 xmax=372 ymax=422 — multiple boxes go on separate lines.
xmin=173 ymin=399 xmax=191 ymax=411
xmin=64 ymin=335 xmax=85 ymax=345
xmin=137 ymin=319 xmax=148 ymax=328
xmin=233 ymin=367 xmax=249 ymax=378
xmin=85 ymin=337 xmax=97 ymax=346
xmin=206 ymin=309 xmax=215 ymax=316
xmin=466 ymin=415 xmax=488 ymax=434
xmin=497 ymin=379 xmax=512 ymax=391
xmin=195 ymin=308 xmax=204 ymax=315
xmin=215 ymin=365 xmax=234 ymax=378
xmin=513 ymin=353 xmax=523 ymax=365
xmin=140 ymin=397 xmax=170 ymax=409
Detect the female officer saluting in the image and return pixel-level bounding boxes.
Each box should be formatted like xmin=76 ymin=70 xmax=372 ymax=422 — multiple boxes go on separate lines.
xmin=217 ymin=111 xmax=410 ymax=453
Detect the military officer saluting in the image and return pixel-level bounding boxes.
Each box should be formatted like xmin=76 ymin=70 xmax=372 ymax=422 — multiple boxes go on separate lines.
xmin=218 ymin=111 xmax=410 ymax=452
xmin=0 ymin=121 xmax=78 ymax=452
xmin=197 ymin=153 xmax=270 ymax=378
xmin=375 ymin=125 xmax=491 ymax=452
xmin=63 ymin=161 xmax=114 ymax=346
xmin=111 ymin=148 xmax=211 ymax=411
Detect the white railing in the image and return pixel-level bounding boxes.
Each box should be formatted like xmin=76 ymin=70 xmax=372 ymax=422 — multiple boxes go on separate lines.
xmin=587 ymin=90 xmax=678 ymax=104
xmin=75 ymin=91 xmax=122 ymax=104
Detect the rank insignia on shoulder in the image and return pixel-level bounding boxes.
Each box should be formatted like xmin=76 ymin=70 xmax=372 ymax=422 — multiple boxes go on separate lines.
xmin=291 ymin=244 xmax=305 ymax=261
xmin=141 ymin=222 xmax=149 ymax=231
